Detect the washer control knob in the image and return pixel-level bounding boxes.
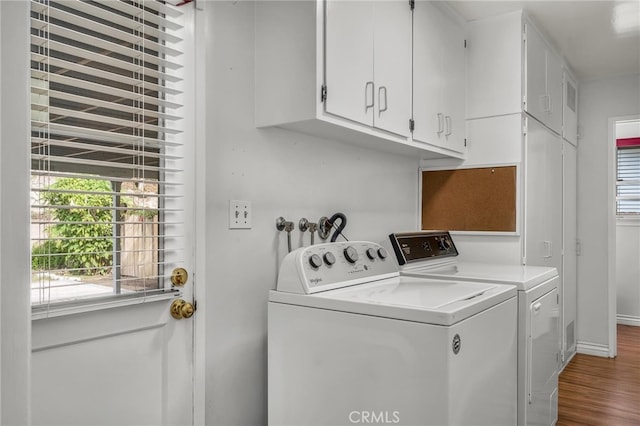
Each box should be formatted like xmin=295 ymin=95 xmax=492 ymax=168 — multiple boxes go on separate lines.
xmin=366 ymin=248 xmax=377 ymax=260
xmin=377 ymin=247 xmax=388 ymax=260
xmin=323 ymin=252 xmax=336 ymax=266
xmin=309 ymin=254 xmax=323 ymax=269
xmin=438 ymin=237 xmax=451 ymax=251
xmin=343 ymin=246 xmax=359 ymax=263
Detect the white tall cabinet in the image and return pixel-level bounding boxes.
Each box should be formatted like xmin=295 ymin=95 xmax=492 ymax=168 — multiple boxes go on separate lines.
xmin=456 ymin=9 xmax=578 ymax=367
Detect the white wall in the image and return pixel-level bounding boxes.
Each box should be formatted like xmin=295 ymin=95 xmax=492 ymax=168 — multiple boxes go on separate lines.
xmin=202 ymin=2 xmax=419 ymax=425
xmin=0 ymin=1 xmax=31 ymax=424
xmin=577 ymin=74 xmax=640 ymax=350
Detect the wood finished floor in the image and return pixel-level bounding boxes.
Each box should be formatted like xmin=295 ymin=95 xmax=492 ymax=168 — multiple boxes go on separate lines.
xmin=557 ymin=325 xmax=640 ymax=426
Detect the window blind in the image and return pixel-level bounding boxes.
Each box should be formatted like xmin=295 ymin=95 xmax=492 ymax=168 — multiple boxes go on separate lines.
xmin=617 ymin=143 xmax=640 ymax=215
xmin=30 ymin=0 xmax=185 ymax=309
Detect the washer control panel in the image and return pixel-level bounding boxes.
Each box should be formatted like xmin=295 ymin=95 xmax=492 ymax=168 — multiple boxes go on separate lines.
xmin=388 ymin=231 xmax=458 ymax=266
xmin=276 ymin=241 xmax=398 ymax=294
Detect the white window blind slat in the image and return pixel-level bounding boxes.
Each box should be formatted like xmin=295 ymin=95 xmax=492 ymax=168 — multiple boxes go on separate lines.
xmin=617 ymin=145 xmax=640 ymax=215
xmin=30 ymin=0 xmax=186 ymax=309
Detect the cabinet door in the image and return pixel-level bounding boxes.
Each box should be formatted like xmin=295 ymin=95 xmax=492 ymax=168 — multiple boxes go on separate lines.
xmin=524 ymin=22 xmax=548 ymax=125
xmin=546 ymin=49 xmax=563 ymax=134
xmin=441 ymin=11 xmax=466 ymax=153
xmin=325 ymin=0 xmax=374 ymax=125
xmin=562 ymin=71 xmax=578 ymax=145
xmin=529 ymin=288 xmax=560 ymax=426
xmin=412 ymin=1 xmax=442 ymax=145
xmin=524 ymin=118 xmax=562 ymax=268
xmin=562 ymin=141 xmax=577 ymax=358
xmin=372 ymin=0 xmax=411 ymax=137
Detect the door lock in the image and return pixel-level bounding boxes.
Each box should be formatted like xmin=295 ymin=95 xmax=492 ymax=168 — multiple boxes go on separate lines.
xmin=170 ymin=299 xmax=195 ymax=319
xmin=171 ymin=267 xmax=189 ymax=286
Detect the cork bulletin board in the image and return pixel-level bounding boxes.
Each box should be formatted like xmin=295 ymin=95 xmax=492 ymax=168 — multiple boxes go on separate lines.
xmin=421 ymin=166 xmax=517 ymax=232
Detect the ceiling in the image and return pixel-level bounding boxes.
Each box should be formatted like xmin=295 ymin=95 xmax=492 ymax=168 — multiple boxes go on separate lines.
xmin=446 ymin=1 xmax=640 ymax=82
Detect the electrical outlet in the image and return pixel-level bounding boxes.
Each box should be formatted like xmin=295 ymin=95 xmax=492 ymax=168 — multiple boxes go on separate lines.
xmin=229 ymin=200 xmax=251 ymax=229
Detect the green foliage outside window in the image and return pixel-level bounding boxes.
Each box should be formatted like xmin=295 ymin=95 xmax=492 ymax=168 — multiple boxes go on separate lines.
xmin=32 ymin=178 xmax=113 ymax=275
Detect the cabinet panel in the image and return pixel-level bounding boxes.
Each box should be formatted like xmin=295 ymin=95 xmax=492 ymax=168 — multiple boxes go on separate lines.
xmin=325 ymin=0 xmax=374 ymax=125
xmin=524 ymin=22 xmax=547 ymax=124
xmin=413 ymin=2 xmax=465 ymax=154
xmin=562 ymin=141 xmax=577 ymax=358
xmin=413 ymin=1 xmax=442 ymax=142
xmin=524 ymin=118 xmax=562 ymax=270
xmin=546 ymin=49 xmax=563 ymax=133
xmin=441 ymin=17 xmax=466 ymax=153
xmin=562 ymin=71 xmax=578 ymax=145
xmin=372 ymin=0 xmax=412 ymax=137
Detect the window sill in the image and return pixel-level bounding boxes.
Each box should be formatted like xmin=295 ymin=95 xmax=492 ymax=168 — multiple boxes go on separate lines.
xmin=31 ymin=289 xmax=180 ymax=320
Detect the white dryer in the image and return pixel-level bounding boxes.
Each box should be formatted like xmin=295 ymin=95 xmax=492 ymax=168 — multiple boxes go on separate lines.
xmin=385 ymin=231 xmax=560 ymax=426
xmin=269 ymin=241 xmax=518 ymax=426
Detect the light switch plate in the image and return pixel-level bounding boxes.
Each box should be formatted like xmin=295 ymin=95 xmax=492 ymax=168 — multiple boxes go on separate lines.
xmin=229 ymin=200 xmax=251 ymax=229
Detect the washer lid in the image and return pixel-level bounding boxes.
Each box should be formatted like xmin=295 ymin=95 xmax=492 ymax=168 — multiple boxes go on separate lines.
xmin=403 ymin=262 xmax=557 ymax=290
xmin=269 ymin=276 xmax=516 ymax=326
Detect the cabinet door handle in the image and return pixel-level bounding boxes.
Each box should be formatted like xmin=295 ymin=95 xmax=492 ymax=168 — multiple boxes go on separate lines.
xmin=437 ymin=113 xmax=444 ymax=134
xmin=378 ymin=86 xmax=388 ymax=113
xmin=365 ymin=81 xmax=374 ymax=111
xmin=445 ymin=115 xmax=452 ymax=136
xmin=533 ymin=302 xmax=542 ymax=312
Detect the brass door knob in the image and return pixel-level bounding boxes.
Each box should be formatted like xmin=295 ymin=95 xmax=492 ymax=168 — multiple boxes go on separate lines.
xmin=170 ymin=299 xmax=195 ymax=319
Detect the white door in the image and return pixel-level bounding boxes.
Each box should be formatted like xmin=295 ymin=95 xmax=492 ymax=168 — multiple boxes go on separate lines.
xmin=325 ymin=0 xmax=374 ymax=126
xmin=28 ymin=2 xmax=199 ymax=425
xmin=372 ymin=0 xmax=411 ymax=137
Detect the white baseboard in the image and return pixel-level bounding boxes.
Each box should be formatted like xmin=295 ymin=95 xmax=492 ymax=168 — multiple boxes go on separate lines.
xmin=576 ymin=341 xmax=610 ymax=358
xmin=617 ymin=314 xmax=640 ymax=326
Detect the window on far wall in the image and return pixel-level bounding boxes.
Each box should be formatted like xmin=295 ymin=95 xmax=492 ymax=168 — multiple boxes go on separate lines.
xmin=616 ymin=137 xmax=640 ymax=216
xmin=30 ymin=0 xmax=185 ymax=311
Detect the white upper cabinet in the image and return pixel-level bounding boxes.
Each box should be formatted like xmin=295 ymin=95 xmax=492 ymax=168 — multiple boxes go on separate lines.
xmin=524 ymin=21 xmax=563 ymax=134
xmin=255 ymin=0 xmax=463 ymax=160
xmin=413 ymin=2 xmax=466 ymax=154
xmin=562 ymin=70 xmax=579 ymax=146
xmin=466 ymin=11 xmax=571 ymax=138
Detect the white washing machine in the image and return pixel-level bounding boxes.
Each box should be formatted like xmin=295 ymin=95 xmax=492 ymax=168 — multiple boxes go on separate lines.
xmin=269 ymin=241 xmax=518 ymax=426
xmin=385 ymin=231 xmax=560 ymax=426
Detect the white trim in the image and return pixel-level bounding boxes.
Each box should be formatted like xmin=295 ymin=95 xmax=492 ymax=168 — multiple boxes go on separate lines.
xmin=31 ymin=290 xmax=180 ymax=320
xmin=1 ymin=1 xmax=31 ymax=423
xmin=616 ymin=314 xmax=640 ymax=327
xmin=576 ymin=341 xmax=611 ymax=358
xmin=193 ymin=1 xmax=207 ymax=424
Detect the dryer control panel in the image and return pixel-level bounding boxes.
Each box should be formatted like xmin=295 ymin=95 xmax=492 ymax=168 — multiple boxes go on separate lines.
xmin=276 ymin=241 xmax=399 ymax=294
xmin=388 ymin=231 xmax=458 ymax=265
